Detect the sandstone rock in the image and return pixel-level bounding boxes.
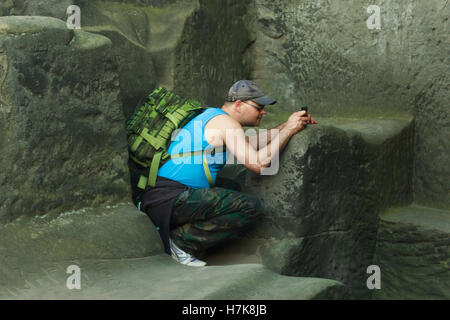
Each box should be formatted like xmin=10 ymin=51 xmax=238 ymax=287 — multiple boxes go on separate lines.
xmin=173 ymin=0 xmax=254 ymax=107
xmin=0 ymin=190 xmax=347 ymax=301
xmin=0 ymin=16 xmax=131 ymax=222
xmin=2 ymin=0 xmax=255 ymax=119
xmin=75 ymin=0 xmax=254 ymax=118
xmin=244 ymin=119 xmax=414 ymax=298
xmin=372 ymin=205 xmax=450 ymax=300
xmin=0 ymin=203 xmax=163 ymax=267
xmin=248 ymin=0 xmax=450 ymax=209
xmin=1 ymin=254 xmax=347 ymax=299
xmin=0 ymin=0 xmax=73 ymax=20
xmin=0 ymin=0 xmax=446 ymax=301
xmin=216 ymin=164 xmax=247 ymax=191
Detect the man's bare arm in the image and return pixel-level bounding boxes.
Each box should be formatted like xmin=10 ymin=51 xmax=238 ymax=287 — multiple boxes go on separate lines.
xmin=247 ymin=113 xmax=317 ymax=150
xmin=225 ymin=112 xmax=309 ymax=174
xmin=246 ymin=122 xmax=287 ymax=150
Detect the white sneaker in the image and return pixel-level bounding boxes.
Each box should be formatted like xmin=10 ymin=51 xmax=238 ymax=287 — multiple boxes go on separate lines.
xmin=169 ymin=238 xmax=207 ymax=267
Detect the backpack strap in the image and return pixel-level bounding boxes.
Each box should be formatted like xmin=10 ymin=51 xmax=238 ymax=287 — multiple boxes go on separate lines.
xmin=170 ymin=150 xmax=214 ymax=188
xmin=132 ymin=127 xmax=165 ymax=151
xmin=148 ymin=151 xmax=163 ymax=187
xmin=202 ymin=152 xmax=214 ymax=188
xmin=164 ymin=109 xmax=189 ymax=128
xmin=136 ymin=151 xmax=171 ymax=190
xmin=138 ymin=149 xmax=214 ymax=190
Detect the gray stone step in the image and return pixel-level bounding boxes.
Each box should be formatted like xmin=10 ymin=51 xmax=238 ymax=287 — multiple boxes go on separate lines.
xmin=240 ymin=117 xmax=414 ymax=299
xmin=0 ymin=203 xmax=347 ymax=300
xmin=0 ymin=16 xmax=132 ymax=223
xmin=0 ymin=255 xmax=346 ymax=300
xmin=0 ymin=203 xmax=164 ymax=266
xmin=372 ymin=205 xmax=450 ymax=299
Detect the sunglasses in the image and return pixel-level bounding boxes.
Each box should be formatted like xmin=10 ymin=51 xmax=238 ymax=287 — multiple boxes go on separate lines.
xmin=241 ymin=100 xmax=265 ymax=111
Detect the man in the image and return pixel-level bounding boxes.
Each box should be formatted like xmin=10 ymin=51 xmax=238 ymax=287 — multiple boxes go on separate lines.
xmin=141 ymin=80 xmax=317 ymax=267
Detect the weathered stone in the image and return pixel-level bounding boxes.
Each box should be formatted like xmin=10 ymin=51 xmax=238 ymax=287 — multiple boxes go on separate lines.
xmin=73 ymin=0 xmax=253 ymax=118
xmin=74 ymin=0 xmax=176 ymax=120
xmin=259 ymin=238 xmax=305 ymax=273
xmin=0 ymin=203 xmax=163 ymax=267
xmin=0 ymin=16 xmax=131 ymax=222
xmin=0 ymin=194 xmax=347 ymax=300
xmin=244 ymin=119 xmax=414 ymax=298
xmin=2 ymin=0 xmax=254 ymax=119
xmin=216 ymin=164 xmax=247 ymax=191
xmin=372 ymin=205 xmax=450 ymax=300
xmin=173 ymin=0 xmax=254 ymax=107
xmin=70 ymin=0 xmax=255 ymax=198
xmin=0 ymin=0 xmax=73 ymax=20
xmin=0 ymin=254 xmax=347 ymax=299
xmin=246 ymin=119 xmax=414 ymax=235
xmin=0 ymin=1 xmax=446 ymax=301
xmin=246 ymin=0 xmax=450 ymax=209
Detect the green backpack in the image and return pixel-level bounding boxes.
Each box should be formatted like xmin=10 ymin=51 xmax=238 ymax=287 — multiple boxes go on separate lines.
xmin=126 ymin=87 xmax=215 ymax=190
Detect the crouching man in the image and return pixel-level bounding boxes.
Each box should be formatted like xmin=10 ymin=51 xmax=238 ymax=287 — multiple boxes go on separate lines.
xmin=141 ymin=80 xmax=317 ymax=266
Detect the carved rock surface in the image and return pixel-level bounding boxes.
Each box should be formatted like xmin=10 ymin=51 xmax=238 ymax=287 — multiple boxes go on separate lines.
xmin=372 ymin=205 xmax=450 ymax=300
xmin=72 ymin=0 xmax=253 ymax=119
xmin=0 ymin=203 xmax=163 ymax=266
xmin=1 ymin=253 xmax=347 ymax=299
xmin=245 ymin=119 xmax=414 ymax=298
xmin=0 ymin=0 xmax=73 ymax=20
xmin=248 ymin=0 xmax=450 ymax=209
xmin=0 ymin=16 xmax=131 ymax=222
xmin=2 ymin=0 xmax=254 ymax=120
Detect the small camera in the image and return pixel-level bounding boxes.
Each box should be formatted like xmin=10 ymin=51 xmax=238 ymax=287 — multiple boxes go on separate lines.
xmin=301 ymin=106 xmax=308 ymax=115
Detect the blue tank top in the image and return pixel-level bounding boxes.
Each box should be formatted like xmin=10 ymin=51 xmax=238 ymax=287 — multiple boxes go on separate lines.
xmin=158 ymin=108 xmax=228 ymax=189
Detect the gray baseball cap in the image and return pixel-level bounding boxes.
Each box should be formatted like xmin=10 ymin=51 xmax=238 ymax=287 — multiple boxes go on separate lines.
xmin=226 ymin=80 xmax=277 ymax=106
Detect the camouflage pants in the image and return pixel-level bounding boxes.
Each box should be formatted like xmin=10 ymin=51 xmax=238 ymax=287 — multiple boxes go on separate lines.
xmin=169 ymin=187 xmax=262 ymax=255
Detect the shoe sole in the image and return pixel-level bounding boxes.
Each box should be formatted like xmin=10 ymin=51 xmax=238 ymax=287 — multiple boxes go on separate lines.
xmin=171 ymin=254 xmax=207 ymax=267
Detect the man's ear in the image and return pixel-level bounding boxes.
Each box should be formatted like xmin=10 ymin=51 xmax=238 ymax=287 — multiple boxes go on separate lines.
xmin=235 ymin=100 xmax=242 ymax=113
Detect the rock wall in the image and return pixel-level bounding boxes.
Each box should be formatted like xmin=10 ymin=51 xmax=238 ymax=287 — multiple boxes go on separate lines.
xmin=0 ymin=0 xmax=254 ymax=221
xmin=1 ymin=0 xmax=254 ymax=120
xmin=173 ymin=0 xmax=253 ymax=108
xmin=74 ymin=0 xmax=253 ymax=119
xmin=0 ymin=16 xmax=131 ymax=222
xmin=0 ymin=0 xmax=447 ymax=300
xmin=372 ymin=205 xmax=450 ymax=299
xmin=0 ymin=203 xmax=163 ymax=269
xmin=2 ymin=0 xmax=447 ymax=212
xmin=247 ymin=0 xmax=449 ymax=209
xmin=0 ymin=0 xmax=73 ymax=20
xmin=244 ymin=119 xmax=414 ymax=299
xmin=73 ymin=0 xmax=196 ymax=120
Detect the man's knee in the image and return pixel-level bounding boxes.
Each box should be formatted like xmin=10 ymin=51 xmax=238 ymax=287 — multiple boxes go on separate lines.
xmin=241 ymin=194 xmax=263 ymax=221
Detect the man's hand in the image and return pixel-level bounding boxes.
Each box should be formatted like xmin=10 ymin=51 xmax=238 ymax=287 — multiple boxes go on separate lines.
xmin=286 ymin=111 xmax=310 ymax=135
xmin=306 ymin=114 xmax=318 ymax=124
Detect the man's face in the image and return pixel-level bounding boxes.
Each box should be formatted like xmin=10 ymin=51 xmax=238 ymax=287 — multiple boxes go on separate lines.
xmin=240 ymin=100 xmax=267 ymax=126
